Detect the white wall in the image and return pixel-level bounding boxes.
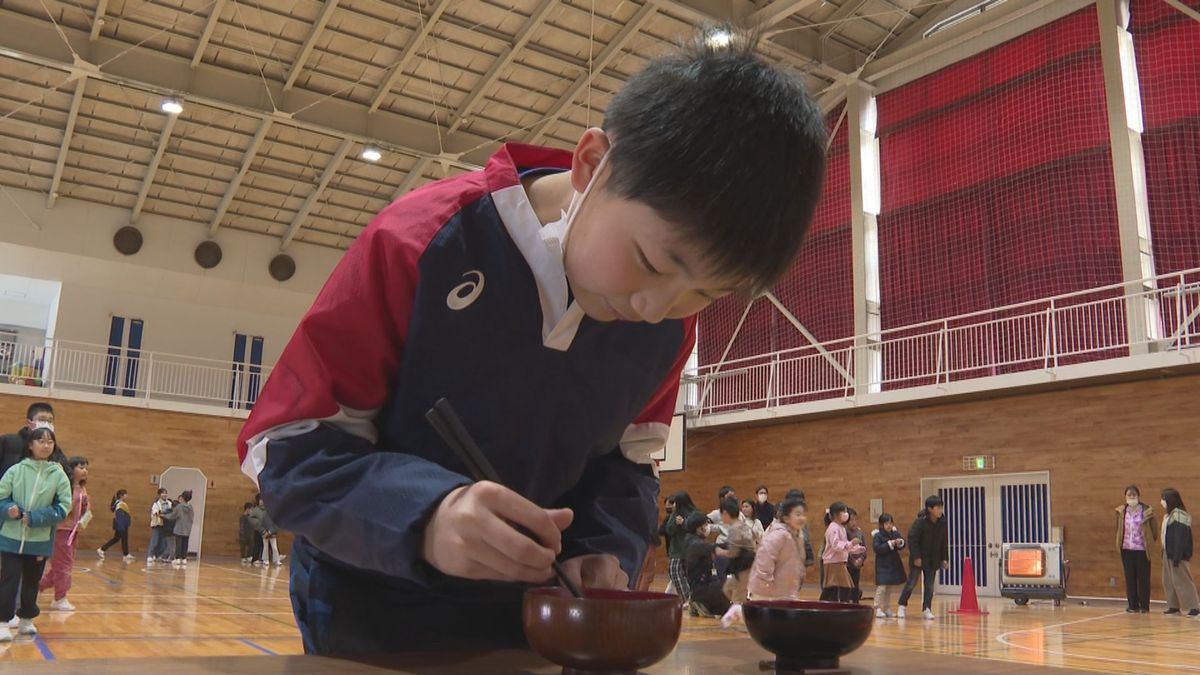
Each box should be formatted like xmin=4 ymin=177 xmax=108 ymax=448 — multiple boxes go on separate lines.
xmin=0 ymin=186 xmax=343 ymax=365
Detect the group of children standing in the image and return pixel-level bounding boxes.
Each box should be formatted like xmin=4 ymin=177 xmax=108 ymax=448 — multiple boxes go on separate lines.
xmin=661 ymin=484 xmax=952 ymax=625
xmin=0 ymin=404 xmax=92 ymax=641
xmin=239 ymin=494 xmax=284 ymax=567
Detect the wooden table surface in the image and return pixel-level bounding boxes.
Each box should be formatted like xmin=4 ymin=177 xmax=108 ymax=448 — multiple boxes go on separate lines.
xmin=6 ymin=636 xmax=1094 ymax=674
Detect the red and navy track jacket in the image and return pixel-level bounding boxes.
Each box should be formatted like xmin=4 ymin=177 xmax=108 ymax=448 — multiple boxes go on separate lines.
xmin=236 ymin=143 xmax=696 ymax=587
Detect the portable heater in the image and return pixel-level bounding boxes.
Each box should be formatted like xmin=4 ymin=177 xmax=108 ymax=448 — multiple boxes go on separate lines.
xmin=1000 ymin=542 xmax=1069 ymax=606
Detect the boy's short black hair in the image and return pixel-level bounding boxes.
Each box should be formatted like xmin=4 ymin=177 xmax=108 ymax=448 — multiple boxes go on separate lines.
xmin=602 ymin=26 xmax=827 ymax=294
xmin=717 ymin=485 xmax=735 ymax=501
xmin=777 ymin=496 xmax=805 ymax=519
xmin=684 ymin=511 xmax=711 ymax=534
xmin=181 ymin=490 xmax=193 ymax=501
xmin=243 ymin=502 xmax=254 ymax=510
xmin=925 ymin=495 xmax=944 ymax=509
xmin=719 ymin=498 xmax=740 ymax=519
xmin=26 ymin=402 xmax=54 ymax=420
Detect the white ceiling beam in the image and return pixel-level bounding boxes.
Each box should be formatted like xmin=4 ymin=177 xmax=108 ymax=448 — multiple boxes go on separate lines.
xmin=656 ymin=0 xmax=848 ymax=82
xmin=283 ymin=138 xmax=353 ymax=248
xmin=861 ymin=0 xmax=1091 ymax=91
xmin=391 ymin=156 xmax=432 ymax=201
xmin=749 ymin=0 xmax=824 ymax=29
xmin=283 ymin=0 xmax=340 ymax=91
xmin=130 ymin=111 xmax=179 ymax=223
xmin=447 ymin=0 xmax=559 ymax=135
xmin=209 ymin=118 xmax=272 ymax=236
xmin=192 ymin=0 xmax=228 ymax=68
xmin=90 ymin=0 xmax=109 ymax=42
xmin=525 ymin=1 xmax=659 ymax=144
xmin=884 ymin=0 xmax=988 ymax=52
xmin=46 ymin=76 xmax=87 ymax=209
xmin=820 ymin=0 xmax=868 ymax=40
xmin=1164 ymin=0 xmax=1200 ymax=23
xmin=0 ymin=10 xmax=496 ymax=166
xmin=368 ymin=0 xmax=452 ymax=113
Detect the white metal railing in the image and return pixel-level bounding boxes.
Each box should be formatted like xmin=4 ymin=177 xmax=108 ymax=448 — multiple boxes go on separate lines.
xmin=685 ymin=267 xmax=1200 ymax=420
xmin=0 ymin=338 xmax=270 ymax=411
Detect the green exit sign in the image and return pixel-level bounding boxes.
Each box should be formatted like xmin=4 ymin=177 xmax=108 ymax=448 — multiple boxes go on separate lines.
xmin=963 ymin=455 xmax=995 ymax=471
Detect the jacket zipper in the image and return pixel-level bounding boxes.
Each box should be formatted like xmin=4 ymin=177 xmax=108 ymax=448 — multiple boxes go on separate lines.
xmin=19 ymin=463 xmax=45 ymax=555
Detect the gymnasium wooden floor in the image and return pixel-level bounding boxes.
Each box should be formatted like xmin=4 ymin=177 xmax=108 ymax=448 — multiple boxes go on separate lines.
xmin=1 ymin=557 xmax=1198 ymax=673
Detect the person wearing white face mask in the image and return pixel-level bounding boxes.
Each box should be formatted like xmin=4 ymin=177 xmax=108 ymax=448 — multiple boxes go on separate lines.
xmin=1116 ymin=484 xmax=1157 ymax=613
xmin=754 ymin=485 xmax=775 ymax=529
xmin=0 ymin=402 xmax=66 ymax=479
xmin=234 ymin=26 xmax=829 ymax=654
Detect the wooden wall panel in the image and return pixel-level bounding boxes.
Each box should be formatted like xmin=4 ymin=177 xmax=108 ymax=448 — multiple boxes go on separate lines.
xmin=0 ymin=393 xmax=291 ymax=557
xmin=661 ymin=373 xmax=1200 ymax=599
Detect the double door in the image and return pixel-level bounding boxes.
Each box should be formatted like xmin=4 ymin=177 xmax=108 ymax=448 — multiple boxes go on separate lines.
xmin=919 ymin=472 xmax=1051 ymax=597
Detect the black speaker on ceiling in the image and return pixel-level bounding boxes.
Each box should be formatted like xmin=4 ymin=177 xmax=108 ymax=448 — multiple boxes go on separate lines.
xmin=113 ymin=226 xmax=143 ymax=255
xmin=194 ymin=241 xmax=223 ymax=269
xmin=269 ymin=253 xmax=296 ymax=282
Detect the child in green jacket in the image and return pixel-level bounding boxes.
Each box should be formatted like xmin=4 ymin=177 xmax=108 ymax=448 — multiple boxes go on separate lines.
xmin=0 ymin=427 xmax=72 ymax=641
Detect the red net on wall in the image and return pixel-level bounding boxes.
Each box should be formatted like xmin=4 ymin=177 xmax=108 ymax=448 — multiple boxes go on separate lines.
xmin=876 ymin=7 xmax=1124 ymax=387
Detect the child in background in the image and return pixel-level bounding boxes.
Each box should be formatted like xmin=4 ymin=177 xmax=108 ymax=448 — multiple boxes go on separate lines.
xmin=682 ymin=512 xmax=734 ymax=618
xmin=872 ymin=513 xmax=907 ymax=618
xmin=249 ymin=494 xmax=266 ymax=565
xmin=846 ymin=508 xmax=866 ymax=603
xmin=148 ymin=488 xmax=172 ymax=564
xmin=97 ymin=489 xmax=133 ymax=562
xmin=665 ymin=491 xmax=700 ymax=605
xmin=240 ymin=502 xmax=255 ymax=564
xmin=821 ymin=502 xmax=866 ymax=603
xmin=0 ymin=427 xmax=71 ymax=641
xmin=898 ymin=495 xmax=949 ymax=620
xmin=259 ymin=496 xmax=285 ymax=567
xmin=39 ymin=456 xmax=89 ymax=611
xmin=740 ymin=499 xmax=765 ymax=547
xmin=723 ymin=497 xmax=808 ymax=628
xmin=720 ymin=500 xmax=757 ymax=605
xmin=163 ymin=491 xmax=195 ymax=565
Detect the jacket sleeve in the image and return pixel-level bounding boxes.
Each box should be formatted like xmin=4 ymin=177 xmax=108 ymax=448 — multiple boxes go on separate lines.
xmin=555 ymin=318 xmax=696 ymax=585
xmin=873 ymin=531 xmax=893 ymax=556
xmin=908 ymin=519 xmax=924 ymax=559
xmin=28 ymin=471 xmax=72 ymax=528
xmin=242 ymin=217 xmax=480 ymax=584
xmin=0 ymin=464 xmax=15 ymax=509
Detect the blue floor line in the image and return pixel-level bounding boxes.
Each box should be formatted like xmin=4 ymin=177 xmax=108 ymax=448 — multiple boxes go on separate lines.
xmin=34 ymin=636 xmax=56 ymax=661
xmin=238 ymin=638 xmax=278 ymax=655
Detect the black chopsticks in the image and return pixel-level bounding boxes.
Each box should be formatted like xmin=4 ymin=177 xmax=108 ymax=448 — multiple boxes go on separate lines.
xmin=426 ymin=397 xmax=584 ymax=599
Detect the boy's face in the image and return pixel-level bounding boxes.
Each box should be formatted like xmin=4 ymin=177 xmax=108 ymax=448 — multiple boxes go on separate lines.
xmin=883 ymin=521 xmax=894 ymax=533
xmin=564 ymin=130 xmax=738 ymax=324
xmin=930 ymin=505 xmax=944 ymax=519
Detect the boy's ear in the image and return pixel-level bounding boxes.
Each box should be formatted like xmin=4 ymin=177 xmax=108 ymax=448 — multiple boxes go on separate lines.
xmin=570 ymin=127 xmax=611 ymax=193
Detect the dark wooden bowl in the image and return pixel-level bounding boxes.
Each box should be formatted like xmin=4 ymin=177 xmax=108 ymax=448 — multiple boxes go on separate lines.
xmin=522 ymin=587 xmax=682 ymax=675
xmin=742 ymin=600 xmax=874 ymax=672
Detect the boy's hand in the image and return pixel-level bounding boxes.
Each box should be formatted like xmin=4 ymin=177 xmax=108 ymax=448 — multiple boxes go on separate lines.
xmin=422 ymin=482 xmax=573 ymax=584
xmin=913 ymin=557 xmax=922 ymax=568
xmin=560 ymin=554 xmax=627 ymax=590
xmin=6 ymin=505 xmax=18 ymax=519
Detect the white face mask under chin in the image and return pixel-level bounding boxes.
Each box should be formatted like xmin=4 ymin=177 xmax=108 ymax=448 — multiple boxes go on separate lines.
xmin=539 ymin=151 xmax=610 ymax=269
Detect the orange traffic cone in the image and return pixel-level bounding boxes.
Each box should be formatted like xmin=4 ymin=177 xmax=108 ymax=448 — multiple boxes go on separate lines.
xmin=949 ymin=556 xmax=989 ymax=615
